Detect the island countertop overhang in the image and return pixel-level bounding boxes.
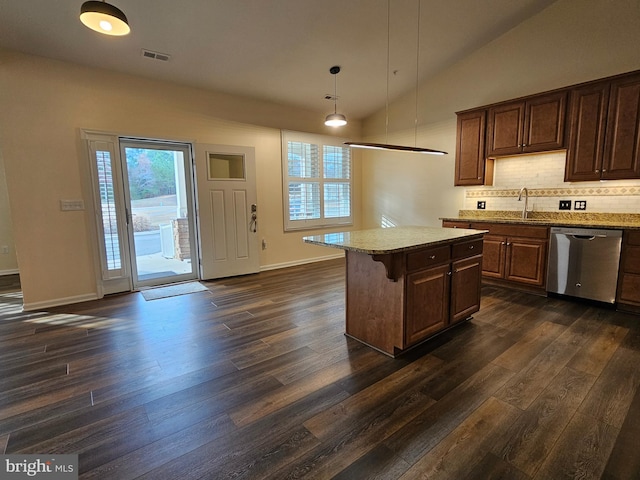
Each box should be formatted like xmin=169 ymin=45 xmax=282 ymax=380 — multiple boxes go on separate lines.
xmin=303 ymin=226 xmax=487 ymax=255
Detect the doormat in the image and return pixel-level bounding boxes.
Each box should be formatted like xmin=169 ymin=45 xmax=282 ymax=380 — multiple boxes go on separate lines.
xmin=141 ymin=282 xmax=209 ymax=301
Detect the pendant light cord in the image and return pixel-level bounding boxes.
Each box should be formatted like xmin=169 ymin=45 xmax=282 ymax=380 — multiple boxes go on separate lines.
xmin=385 ymin=0 xmax=391 ymax=145
xmin=414 ymin=0 xmax=421 ymax=147
xmin=334 ymin=73 xmax=338 ymax=114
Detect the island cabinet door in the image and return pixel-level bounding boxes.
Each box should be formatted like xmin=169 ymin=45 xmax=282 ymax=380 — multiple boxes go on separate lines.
xmin=451 ymin=255 xmax=483 ymax=324
xmin=405 ymin=264 xmax=450 ymax=346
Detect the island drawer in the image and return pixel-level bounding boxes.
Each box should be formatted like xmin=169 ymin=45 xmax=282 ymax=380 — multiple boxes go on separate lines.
xmin=406 ymin=245 xmax=451 ymax=271
xmin=452 ymin=239 xmax=484 ymax=259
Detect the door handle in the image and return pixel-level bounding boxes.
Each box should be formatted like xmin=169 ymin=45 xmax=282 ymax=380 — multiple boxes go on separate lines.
xmin=249 ymin=204 xmax=257 ymax=233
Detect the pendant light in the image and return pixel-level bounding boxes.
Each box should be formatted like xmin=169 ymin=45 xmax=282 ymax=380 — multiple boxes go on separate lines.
xmin=345 ymin=0 xmax=447 ymax=155
xmin=80 ymin=1 xmax=130 ymax=36
xmin=325 ymin=66 xmax=348 ymax=127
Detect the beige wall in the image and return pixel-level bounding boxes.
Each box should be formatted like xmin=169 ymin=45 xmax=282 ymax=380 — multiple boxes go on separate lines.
xmin=361 ymin=0 xmax=640 ymax=228
xmin=0 ymin=49 xmax=362 ymax=308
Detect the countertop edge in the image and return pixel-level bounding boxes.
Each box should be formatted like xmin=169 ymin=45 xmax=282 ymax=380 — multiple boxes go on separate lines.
xmin=440 ymin=217 xmax=640 ymax=230
xmin=304 ymin=230 xmax=486 ymax=255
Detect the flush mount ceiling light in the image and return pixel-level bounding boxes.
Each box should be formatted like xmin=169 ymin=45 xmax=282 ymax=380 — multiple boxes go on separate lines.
xmin=80 ymin=1 xmax=130 ymax=36
xmin=346 ymin=0 xmax=447 ymax=155
xmin=324 ymin=66 xmax=348 ymax=127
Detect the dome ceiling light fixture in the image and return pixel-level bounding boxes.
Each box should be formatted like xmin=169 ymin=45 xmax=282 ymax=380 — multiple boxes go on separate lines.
xmin=80 ymin=1 xmax=131 ymax=36
xmin=324 ymin=66 xmax=348 ymax=127
xmin=345 ymin=0 xmax=447 ymax=155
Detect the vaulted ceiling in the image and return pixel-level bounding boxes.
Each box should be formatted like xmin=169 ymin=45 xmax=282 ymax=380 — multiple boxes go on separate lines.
xmin=0 ymin=0 xmax=558 ymax=120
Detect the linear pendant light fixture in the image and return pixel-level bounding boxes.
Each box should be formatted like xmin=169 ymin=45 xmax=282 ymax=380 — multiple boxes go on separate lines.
xmin=80 ymin=1 xmax=130 ymax=36
xmin=325 ymin=66 xmax=348 ymax=127
xmin=345 ymin=0 xmax=447 ymax=155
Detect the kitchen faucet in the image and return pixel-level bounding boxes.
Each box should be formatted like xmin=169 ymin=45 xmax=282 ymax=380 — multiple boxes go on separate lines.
xmin=518 ymin=186 xmax=529 ymax=219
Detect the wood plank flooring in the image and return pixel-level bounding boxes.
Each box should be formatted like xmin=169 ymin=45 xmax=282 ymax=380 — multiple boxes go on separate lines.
xmin=1 ymin=259 xmax=639 ymax=479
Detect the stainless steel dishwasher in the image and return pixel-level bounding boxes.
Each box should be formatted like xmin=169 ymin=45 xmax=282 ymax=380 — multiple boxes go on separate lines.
xmin=547 ymin=227 xmax=622 ymax=304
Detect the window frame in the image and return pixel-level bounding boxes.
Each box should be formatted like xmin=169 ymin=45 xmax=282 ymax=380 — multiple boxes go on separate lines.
xmin=281 ymin=130 xmax=353 ymax=231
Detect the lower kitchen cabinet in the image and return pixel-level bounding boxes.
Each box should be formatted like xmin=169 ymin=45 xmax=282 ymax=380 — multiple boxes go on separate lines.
xmin=617 ymin=230 xmax=640 ymax=313
xmin=444 ymin=221 xmax=549 ymax=292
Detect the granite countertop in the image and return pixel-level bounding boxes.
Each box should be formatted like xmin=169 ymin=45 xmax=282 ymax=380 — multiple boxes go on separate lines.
xmin=441 ymin=210 xmax=640 ymax=230
xmin=303 ymin=226 xmax=486 ymax=255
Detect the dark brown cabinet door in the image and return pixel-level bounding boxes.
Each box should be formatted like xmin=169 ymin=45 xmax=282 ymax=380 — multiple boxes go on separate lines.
xmin=480 ymin=234 xmax=506 ymax=279
xmin=455 ymin=110 xmax=486 ymax=186
xmin=603 ymin=73 xmax=640 ymax=180
xmin=564 ymin=81 xmax=610 ymax=182
xmin=505 ymin=237 xmax=548 ymax=286
xmin=523 ymin=91 xmax=567 ymax=153
xmin=487 ymin=102 xmax=524 ymax=157
xmin=617 ymin=231 xmax=640 ymax=310
xmin=405 ymin=264 xmax=450 ymax=346
xmin=487 ymin=92 xmax=566 ymax=157
xmin=450 ymin=255 xmax=482 ymax=324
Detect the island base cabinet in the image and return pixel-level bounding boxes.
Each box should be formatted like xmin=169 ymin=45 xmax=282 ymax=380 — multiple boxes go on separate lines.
xmin=344 ymin=240 xmax=483 ymax=357
xmin=345 ymin=251 xmax=404 ymax=356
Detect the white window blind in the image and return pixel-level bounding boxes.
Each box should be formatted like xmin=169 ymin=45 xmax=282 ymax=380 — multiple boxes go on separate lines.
xmin=282 ymin=131 xmax=352 ymax=231
xmin=86 ymin=136 xmax=127 ymax=280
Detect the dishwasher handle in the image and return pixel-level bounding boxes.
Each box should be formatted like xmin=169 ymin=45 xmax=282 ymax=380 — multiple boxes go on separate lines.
xmin=571 ymin=234 xmax=598 ymax=240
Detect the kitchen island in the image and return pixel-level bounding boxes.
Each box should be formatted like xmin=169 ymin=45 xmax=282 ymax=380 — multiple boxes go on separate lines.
xmin=304 ymin=226 xmax=486 ymax=357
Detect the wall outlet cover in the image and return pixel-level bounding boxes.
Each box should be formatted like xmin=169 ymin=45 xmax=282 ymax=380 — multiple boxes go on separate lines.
xmin=574 ymin=200 xmax=587 ymax=210
xmin=477 ymin=201 xmax=486 ymax=210
xmin=559 ymin=200 xmax=571 ymax=210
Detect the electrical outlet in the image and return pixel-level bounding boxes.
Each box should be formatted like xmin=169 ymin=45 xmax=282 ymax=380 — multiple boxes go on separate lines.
xmin=477 ymin=201 xmax=486 ymax=210
xmin=262 ymin=239 xmax=267 ymax=250
xmin=0 ymin=245 xmax=9 ymax=254
xmin=559 ymin=200 xmax=571 ymax=210
xmin=574 ymin=200 xmax=587 ymax=210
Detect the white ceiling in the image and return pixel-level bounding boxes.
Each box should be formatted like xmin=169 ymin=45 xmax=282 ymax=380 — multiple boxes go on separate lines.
xmin=0 ymin=0 xmax=558 ymax=120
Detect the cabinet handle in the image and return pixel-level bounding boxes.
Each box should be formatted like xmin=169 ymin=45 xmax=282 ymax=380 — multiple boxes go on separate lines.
xmin=506 ymin=242 xmax=512 ymax=246
xmin=429 ymin=255 xmax=436 ymax=259
xmin=447 ymin=271 xmax=452 ymax=276
xmin=595 ymin=169 xmax=599 ymax=173
xmin=602 ymin=169 xmax=607 ymax=172
xmin=501 ymin=241 xmax=506 ymax=245
xmin=468 ymin=245 xmax=474 ymax=250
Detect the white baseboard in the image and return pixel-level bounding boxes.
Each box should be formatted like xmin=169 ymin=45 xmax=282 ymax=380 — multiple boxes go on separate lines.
xmin=22 ymin=293 xmax=99 ymax=312
xmin=0 ymin=269 xmax=20 ymax=276
xmin=260 ymin=253 xmax=344 ymax=272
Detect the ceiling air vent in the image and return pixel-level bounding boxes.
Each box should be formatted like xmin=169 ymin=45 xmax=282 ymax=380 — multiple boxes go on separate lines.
xmin=141 ymin=49 xmax=171 ymax=62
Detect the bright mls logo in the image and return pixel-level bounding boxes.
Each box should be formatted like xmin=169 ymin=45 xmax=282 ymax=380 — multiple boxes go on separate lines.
xmin=1 ymin=455 xmax=78 ymax=479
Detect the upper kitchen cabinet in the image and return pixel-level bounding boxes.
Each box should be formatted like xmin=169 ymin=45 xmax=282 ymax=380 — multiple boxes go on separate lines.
xmin=602 ymin=72 xmax=640 ymax=179
xmin=486 ymin=91 xmax=567 ymax=157
xmin=454 ymin=109 xmax=490 ymax=186
xmin=566 ymin=71 xmax=640 ymax=181
xmin=564 ymin=81 xmax=610 ymax=181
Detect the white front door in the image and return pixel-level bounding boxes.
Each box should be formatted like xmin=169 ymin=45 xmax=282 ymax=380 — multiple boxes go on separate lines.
xmin=194 ymin=144 xmax=260 ymax=279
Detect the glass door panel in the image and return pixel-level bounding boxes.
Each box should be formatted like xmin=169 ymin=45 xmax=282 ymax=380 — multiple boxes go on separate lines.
xmin=120 ymin=140 xmax=198 ymax=288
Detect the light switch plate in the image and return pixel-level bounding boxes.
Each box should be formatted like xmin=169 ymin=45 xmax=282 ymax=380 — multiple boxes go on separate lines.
xmin=60 ymin=199 xmax=85 ymax=211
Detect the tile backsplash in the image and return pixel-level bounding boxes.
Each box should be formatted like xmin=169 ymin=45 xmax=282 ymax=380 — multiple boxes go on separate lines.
xmin=464 ymin=151 xmax=640 ymax=213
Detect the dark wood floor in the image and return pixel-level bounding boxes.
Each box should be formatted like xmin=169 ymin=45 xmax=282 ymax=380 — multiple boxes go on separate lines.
xmin=1 ymin=259 xmax=639 ymax=479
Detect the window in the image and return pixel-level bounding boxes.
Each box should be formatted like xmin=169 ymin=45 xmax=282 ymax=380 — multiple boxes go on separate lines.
xmin=282 ymin=131 xmax=352 ymax=231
